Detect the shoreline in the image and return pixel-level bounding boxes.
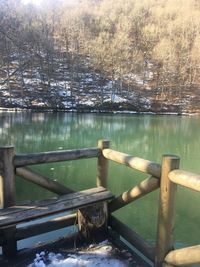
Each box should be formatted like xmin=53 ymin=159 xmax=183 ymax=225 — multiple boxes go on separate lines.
xmin=0 ymin=107 xmax=199 ymax=116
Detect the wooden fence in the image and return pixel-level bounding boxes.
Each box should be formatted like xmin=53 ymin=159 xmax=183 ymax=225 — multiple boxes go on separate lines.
xmin=0 ymin=140 xmax=199 ymax=266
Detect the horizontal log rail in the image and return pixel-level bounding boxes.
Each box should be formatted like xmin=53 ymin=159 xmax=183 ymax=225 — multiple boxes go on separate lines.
xmin=102 ymin=148 xmax=161 ymax=178
xmin=169 ymin=169 xmax=200 ymax=192
xmin=164 ymin=245 xmax=200 ymax=266
xmin=109 ymin=176 xmax=160 ymax=213
xmin=16 ymin=167 xmax=74 ymax=195
xmin=0 ymin=213 xmax=76 ymax=245
xmin=14 ymin=148 xmax=99 ymax=167
xmin=109 ymin=215 xmax=155 ymax=262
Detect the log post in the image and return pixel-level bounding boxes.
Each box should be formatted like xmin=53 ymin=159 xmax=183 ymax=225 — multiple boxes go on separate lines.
xmin=77 ymin=202 xmax=108 ymax=243
xmin=155 ymin=155 xmax=180 ymax=267
xmin=96 ymin=140 xmax=110 ymax=188
xmin=0 ymin=146 xmax=17 ymax=258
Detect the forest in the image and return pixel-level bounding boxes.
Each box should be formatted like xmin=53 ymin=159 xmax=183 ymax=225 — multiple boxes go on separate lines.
xmin=0 ymin=0 xmax=200 ymax=113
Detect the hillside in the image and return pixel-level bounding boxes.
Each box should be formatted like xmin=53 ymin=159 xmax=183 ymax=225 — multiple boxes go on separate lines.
xmin=0 ymin=0 xmax=200 ymax=114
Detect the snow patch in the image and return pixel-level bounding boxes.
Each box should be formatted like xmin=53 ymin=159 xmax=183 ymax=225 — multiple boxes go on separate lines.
xmin=24 ymin=78 xmax=41 ymax=85
xmin=59 ymin=90 xmax=71 ymax=97
xmin=27 ymin=241 xmax=129 ymax=267
xmin=62 ymin=101 xmax=73 ymax=108
xmin=79 ymin=99 xmax=95 ymax=106
xmin=104 ymin=94 xmax=127 ymax=103
xmin=51 ymin=81 xmax=70 ymax=89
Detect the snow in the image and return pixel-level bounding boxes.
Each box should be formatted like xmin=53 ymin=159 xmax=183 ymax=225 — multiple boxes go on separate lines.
xmin=62 ymin=101 xmax=73 ymax=108
xmin=85 ymin=77 xmax=93 ymax=83
xmin=2 ymin=91 xmax=10 ymax=96
xmin=27 ymin=241 xmax=129 ymax=267
xmin=51 ymin=81 xmax=70 ymax=89
xmin=31 ymin=100 xmax=46 ymax=107
xmin=58 ymin=90 xmax=71 ymax=97
xmin=79 ymin=99 xmax=95 ymax=106
xmin=111 ymin=94 xmax=127 ymax=103
xmin=104 ymin=94 xmax=127 ymax=103
xmin=24 ymin=78 xmax=41 ymax=85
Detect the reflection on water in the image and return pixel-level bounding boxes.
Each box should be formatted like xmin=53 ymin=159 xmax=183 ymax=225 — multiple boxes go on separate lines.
xmin=0 ymin=112 xmax=200 ymax=248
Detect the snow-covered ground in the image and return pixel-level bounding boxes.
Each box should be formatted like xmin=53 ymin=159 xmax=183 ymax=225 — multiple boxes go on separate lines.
xmin=27 ymin=241 xmax=131 ymax=267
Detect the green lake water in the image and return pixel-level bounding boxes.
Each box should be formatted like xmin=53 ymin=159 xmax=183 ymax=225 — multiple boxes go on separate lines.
xmin=0 ymin=112 xmax=200 ymax=249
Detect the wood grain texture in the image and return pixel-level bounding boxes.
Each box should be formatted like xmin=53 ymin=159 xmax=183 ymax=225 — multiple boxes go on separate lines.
xmin=14 ymin=148 xmax=99 ymax=167
xmin=0 ymin=187 xmax=114 ymax=227
xmin=109 ymin=176 xmax=159 ymax=212
xmin=0 ymin=146 xmax=17 ymax=257
xmin=102 ymin=148 xmax=161 ymax=178
xmin=155 ymin=155 xmax=180 ymax=267
xmin=164 ymin=245 xmax=200 ymax=266
xmin=16 ymin=167 xmax=73 ymax=195
xmin=169 ymin=169 xmax=200 ymax=192
xmin=0 ymin=146 xmax=15 ymax=208
xmin=96 ymin=140 xmax=110 ymax=187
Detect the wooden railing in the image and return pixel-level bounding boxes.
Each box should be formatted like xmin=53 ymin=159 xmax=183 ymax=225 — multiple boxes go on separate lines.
xmin=162 ymin=169 xmax=200 ymax=267
xmin=102 ymin=148 xmax=200 ymax=267
xmin=0 ymin=140 xmax=199 ymax=266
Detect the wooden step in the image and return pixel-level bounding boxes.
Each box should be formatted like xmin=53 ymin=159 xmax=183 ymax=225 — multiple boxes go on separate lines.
xmin=0 ymin=187 xmax=114 ymax=228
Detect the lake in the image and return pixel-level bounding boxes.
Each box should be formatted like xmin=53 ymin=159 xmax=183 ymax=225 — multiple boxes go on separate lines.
xmin=0 ymin=111 xmax=200 ymax=250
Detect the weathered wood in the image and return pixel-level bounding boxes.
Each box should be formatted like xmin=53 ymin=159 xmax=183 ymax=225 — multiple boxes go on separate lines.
xmin=16 ymin=167 xmax=73 ymax=195
xmin=0 ymin=213 xmax=76 ymax=245
xmin=109 ymin=176 xmax=159 ymax=212
xmin=15 ymin=213 xmax=77 ymax=241
xmin=169 ymin=169 xmax=200 ymax=192
xmin=109 ymin=215 xmax=155 ymax=262
xmin=0 ymin=146 xmax=16 ymax=208
xmin=102 ymin=149 xmax=161 ymax=178
xmin=0 ymin=146 xmax=17 ymax=258
xmin=78 ymin=202 xmax=108 ymax=242
xmin=1 ymin=226 xmax=17 ymax=258
xmin=164 ymin=245 xmax=200 ymax=266
xmin=14 ymin=148 xmax=99 ymax=167
xmin=96 ymin=140 xmax=110 ymax=187
xmin=0 ymin=187 xmax=114 ymax=227
xmin=155 ymin=155 xmax=180 ymax=267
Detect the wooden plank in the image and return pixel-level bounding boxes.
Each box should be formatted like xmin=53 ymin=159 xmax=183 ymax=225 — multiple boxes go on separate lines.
xmin=0 ymin=187 xmax=106 ymax=216
xmin=0 ymin=187 xmax=114 ymax=227
xmin=109 ymin=176 xmax=159 ymax=212
xmin=14 ymin=148 xmax=99 ymax=167
xmin=102 ymin=148 xmax=161 ymax=178
xmin=155 ymin=155 xmax=180 ymax=267
xmin=169 ymin=169 xmax=200 ymax=192
xmin=0 ymin=187 xmax=109 ymax=217
xmin=0 ymin=214 xmax=77 ymax=244
xmin=16 ymin=213 xmax=77 ymax=241
xmin=96 ymin=140 xmax=110 ymax=187
xmin=164 ymin=245 xmax=200 ymax=266
xmin=16 ymin=167 xmax=73 ymax=195
xmin=109 ymin=215 xmax=155 ymax=262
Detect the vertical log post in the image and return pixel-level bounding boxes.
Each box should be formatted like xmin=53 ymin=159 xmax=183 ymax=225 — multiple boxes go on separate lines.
xmin=77 ymin=202 xmax=108 ymax=243
xmin=155 ymin=155 xmax=180 ymax=267
xmin=78 ymin=140 xmax=110 ymax=243
xmin=96 ymin=140 xmax=110 ymax=188
xmin=0 ymin=146 xmax=17 ymax=258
